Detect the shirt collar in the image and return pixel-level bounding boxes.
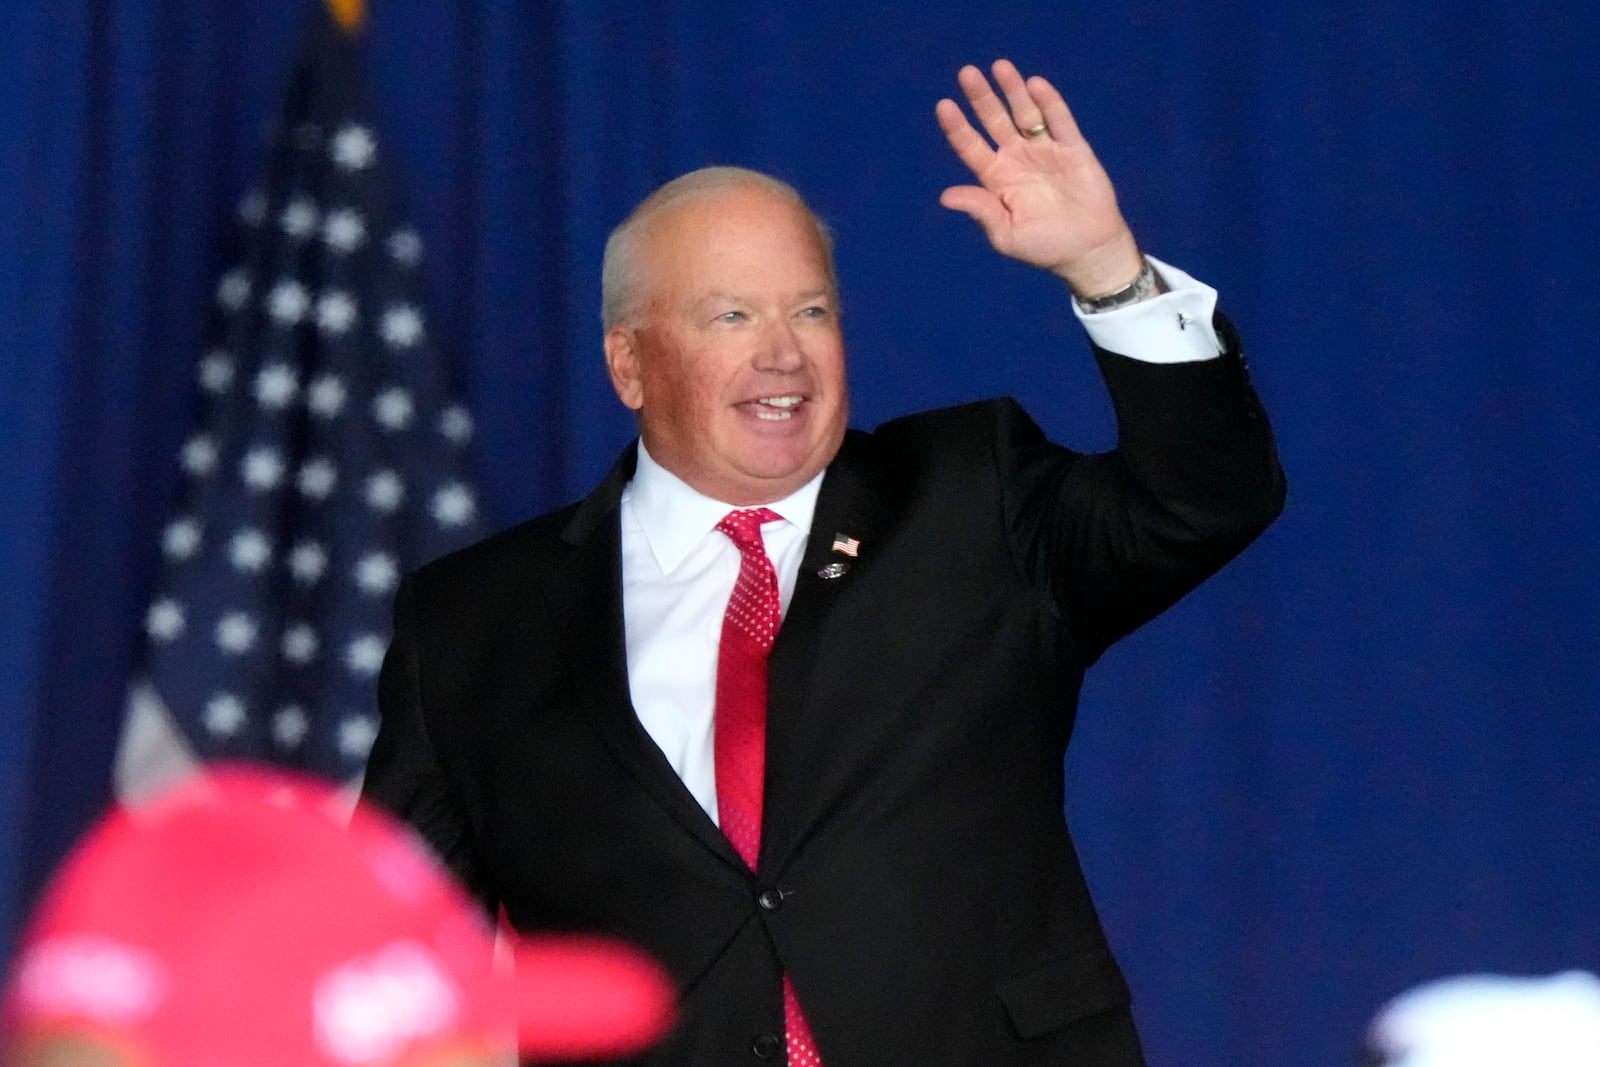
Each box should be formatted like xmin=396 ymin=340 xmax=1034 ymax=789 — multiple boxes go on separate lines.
xmin=624 ymin=439 xmax=823 ymax=575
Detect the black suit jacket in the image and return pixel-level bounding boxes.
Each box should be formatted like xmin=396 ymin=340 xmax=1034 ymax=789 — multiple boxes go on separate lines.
xmin=364 ymin=330 xmax=1285 ymax=1066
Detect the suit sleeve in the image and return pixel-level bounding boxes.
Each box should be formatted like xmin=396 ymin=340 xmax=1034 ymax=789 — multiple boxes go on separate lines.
xmin=362 ymin=577 xmax=491 ymax=908
xmin=1000 ymin=312 xmax=1286 ymax=662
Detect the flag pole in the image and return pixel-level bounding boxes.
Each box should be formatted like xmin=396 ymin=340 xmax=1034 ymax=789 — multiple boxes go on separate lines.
xmin=325 ymin=0 xmax=363 ymax=34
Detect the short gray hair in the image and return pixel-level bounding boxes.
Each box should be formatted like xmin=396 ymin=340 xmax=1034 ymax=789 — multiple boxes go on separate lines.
xmin=600 ymin=166 xmax=836 ymax=330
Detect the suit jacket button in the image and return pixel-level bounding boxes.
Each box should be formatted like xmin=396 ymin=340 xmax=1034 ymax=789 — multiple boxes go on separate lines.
xmin=756 ymin=889 xmax=783 ymax=912
xmin=751 ymin=1032 xmax=782 ymax=1059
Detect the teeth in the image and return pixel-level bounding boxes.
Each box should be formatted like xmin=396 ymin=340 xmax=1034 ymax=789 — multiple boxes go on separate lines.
xmin=751 ymin=395 xmax=801 ymax=421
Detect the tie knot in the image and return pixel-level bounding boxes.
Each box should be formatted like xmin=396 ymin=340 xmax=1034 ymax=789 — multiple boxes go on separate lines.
xmin=716 ymin=508 xmax=780 ymax=555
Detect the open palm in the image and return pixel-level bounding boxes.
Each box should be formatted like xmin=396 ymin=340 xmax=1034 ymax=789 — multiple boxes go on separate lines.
xmin=937 ymin=61 xmax=1143 ymax=297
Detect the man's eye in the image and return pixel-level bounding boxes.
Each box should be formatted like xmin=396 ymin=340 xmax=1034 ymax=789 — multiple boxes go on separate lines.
xmin=716 ymin=311 xmax=746 ymax=325
xmin=797 ymin=306 xmax=829 ymax=319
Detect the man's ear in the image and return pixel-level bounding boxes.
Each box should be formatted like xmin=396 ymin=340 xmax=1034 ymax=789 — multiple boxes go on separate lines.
xmin=603 ymin=326 xmax=644 ymax=411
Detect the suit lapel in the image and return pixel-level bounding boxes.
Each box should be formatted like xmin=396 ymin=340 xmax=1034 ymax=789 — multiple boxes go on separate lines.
xmin=762 ymin=431 xmax=894 ymax=874
xmin=542 ymin=433 xmax=897 ymax=878
xmin=545 ymin=443 xmax=746 ymax=871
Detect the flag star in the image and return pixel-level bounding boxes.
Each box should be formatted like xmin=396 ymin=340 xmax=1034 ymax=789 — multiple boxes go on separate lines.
xmin=430 ymin=483 xmax=477 ymax=528
xmin=241 ymin=446 xmax=286 ymax=491
xmin=387 ymin=229 xmax=422 ymax=265
xmin=437 ymin=406 xmax=473 ymax=444
xmin=353 ymin=551 xmax=399 ymax=595
xmin=238 ymin=188 xmax=268 ymax=226
xmin=296 ymin=456 xmax=338 ymax=500
xmin=372 ymin=387 xmax=413 ymax=430
xmin=365 ymin=470 xmax=404 ymax=512
xmin=316 ymin=290 xmax=358 ymax=335
xmin=331 ymin=124 xmax=377 ymax=171
xmin=343 ymin=635 xmax=387 ymax=678
xmin=217 ymin=269 xmax=252 ymax=311
xmin=288 ymin=540 xmax=329 ymax=585
xmin=379 ymin=304 xmax=424 ymax=349
xmin=215 ymin=612 xmax=258 ymax=655
xmin=162 ymin=517 xmax=203 ymax=560
xmin=268 ymin=279 xmax=311 ymax=326
xmin=321 ymin=208 xmax=366 ymax=253
xmin=280 ymin=621 xmax=319 ymax=664
xmin=198 ymin=350 xmax=235 ymax=393
xmin=306 ymin=375 xmax=347 ymax=418
xmin=228 ymin=528 xmax=273 ymax=572
xmin=273 ymin=705 xmax=310 ymax=748
xmin=145 ymin=599 xmax=185 ymax=642
xmin=180 ymin=435 xmax=218 ymax=476
xmin=279 ymin=196 xmax=319 ymax=238
xmin=339 ymin=714 xmax=379 ymax=759
xmin=254 ymin=363 xmax=299 ymax=408
xmin=204 ymin=693 xmax=248 ymax=737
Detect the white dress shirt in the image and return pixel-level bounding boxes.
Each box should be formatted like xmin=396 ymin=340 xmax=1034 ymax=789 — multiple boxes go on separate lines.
xmin=620 ymin=446 xmax=822 ymax=823
xmin=619 ymin=257 xmax=1221 ymax=822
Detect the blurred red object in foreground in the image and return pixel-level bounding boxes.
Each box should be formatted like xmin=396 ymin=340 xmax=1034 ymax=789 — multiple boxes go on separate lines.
xmin=1 ymin=764 xmax=675 ymax=1067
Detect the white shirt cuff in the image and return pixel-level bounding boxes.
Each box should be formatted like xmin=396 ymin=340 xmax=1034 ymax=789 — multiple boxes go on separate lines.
xmin=1072 ymin=255 xmax=1223 ymax=364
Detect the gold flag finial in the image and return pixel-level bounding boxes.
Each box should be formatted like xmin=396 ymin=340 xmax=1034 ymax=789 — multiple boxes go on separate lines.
xmin=325 ymin=0 xmax=364 ymax=33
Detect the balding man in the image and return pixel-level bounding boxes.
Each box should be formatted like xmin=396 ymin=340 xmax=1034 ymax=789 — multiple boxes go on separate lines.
xmin=364 ymin=60 xmax=1285 ymax=1066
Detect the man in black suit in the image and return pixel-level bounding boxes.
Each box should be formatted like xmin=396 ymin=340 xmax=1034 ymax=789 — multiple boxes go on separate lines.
xmin=363 ymin=60 xmax=1284 ymax=1065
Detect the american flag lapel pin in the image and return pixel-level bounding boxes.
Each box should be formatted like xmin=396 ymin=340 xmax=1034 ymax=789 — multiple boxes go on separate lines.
xmin=818 ymin=532 xmax=860 ymax=580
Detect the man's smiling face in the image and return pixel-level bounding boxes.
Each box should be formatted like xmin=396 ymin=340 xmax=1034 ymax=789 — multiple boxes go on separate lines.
xmin=604 ymin=183 xmax=848 ymax=505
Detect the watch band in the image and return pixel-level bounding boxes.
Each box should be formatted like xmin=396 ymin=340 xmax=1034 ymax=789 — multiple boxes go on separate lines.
xmin=1074 ymin=257 xmax=1158 ymax=314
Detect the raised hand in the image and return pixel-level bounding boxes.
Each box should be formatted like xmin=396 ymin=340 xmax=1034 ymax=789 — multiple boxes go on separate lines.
xmin=936 ymin=60 xmax=1145 ymax=299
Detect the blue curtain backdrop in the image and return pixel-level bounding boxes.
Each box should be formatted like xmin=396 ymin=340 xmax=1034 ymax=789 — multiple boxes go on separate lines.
xmin=3 ymin=2 xmax=1597 ymax=1064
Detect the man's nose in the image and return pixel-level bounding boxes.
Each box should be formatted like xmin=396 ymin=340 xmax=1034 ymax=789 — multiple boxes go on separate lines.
xmin=752 ymin=322 xmax=805 ymax=371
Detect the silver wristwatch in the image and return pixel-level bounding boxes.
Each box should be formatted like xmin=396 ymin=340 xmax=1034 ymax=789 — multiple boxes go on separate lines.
xmin=1074 ymin=257 xmax=1159 ymax=314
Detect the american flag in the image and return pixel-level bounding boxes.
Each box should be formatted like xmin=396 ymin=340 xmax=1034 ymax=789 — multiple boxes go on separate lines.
xmin=116 ymin=4 xmax=487 ymax=796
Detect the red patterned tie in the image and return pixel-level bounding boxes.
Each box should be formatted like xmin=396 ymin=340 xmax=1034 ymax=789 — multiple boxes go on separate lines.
xmin=714 ymin=509 xmax=823 ymax=1066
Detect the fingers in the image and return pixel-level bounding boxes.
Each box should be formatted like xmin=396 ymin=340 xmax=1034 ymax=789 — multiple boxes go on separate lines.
xmin=991 ymin=60 xmax=1047 ymax=138
xmin=947 ymin=60 xmax=1084 ymax=148
xmin=956 ymin=63 xmax=1027 ymax=146
xmin=1026 ymin=73 xmax=1086 ymax=147
xmin=935 ymin=96 xmax=996 ymax=176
